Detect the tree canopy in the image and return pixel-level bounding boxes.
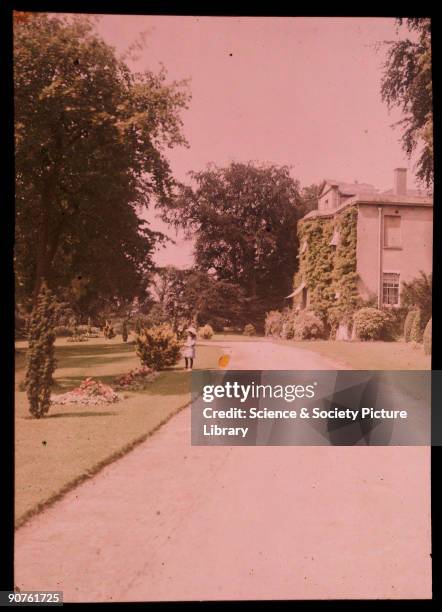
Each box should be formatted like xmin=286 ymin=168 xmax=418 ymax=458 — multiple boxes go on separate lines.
xmin=162 ymin=162 xmax=303 ymax=326
xmin=14 ymin=13 xmax=190 ymax=315
xmin=380 ymin=18 xmax=433 ymax=188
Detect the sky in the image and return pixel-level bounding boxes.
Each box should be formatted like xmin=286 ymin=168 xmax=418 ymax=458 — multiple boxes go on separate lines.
xmin=93 ymin=16 xmax=419 ymax=268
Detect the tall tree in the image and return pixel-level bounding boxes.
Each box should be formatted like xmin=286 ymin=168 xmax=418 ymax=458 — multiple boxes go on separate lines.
xmin=163 ymin=162 xmax=302 ymax=324
xmin=14 ymin=13 xmax=190 ymax=312
xmin=380 ymin=18 xmax=433 ymax=188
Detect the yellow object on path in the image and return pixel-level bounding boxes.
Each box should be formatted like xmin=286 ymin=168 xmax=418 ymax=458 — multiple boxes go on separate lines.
xmin=218 ymin=354 xmax=230 ymax=368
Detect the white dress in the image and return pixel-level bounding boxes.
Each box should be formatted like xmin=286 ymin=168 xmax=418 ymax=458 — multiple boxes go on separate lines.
xmin=183 ymin=337 xmax=196 ymax=358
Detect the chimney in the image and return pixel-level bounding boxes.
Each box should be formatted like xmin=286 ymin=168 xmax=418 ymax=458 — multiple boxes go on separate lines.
xmin=394 ymin=168 xmax=407 ymax=196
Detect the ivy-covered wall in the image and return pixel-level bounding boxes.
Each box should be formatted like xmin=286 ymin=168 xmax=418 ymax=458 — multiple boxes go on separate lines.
xmin=296 ymin=205 xmax=359 ymax=333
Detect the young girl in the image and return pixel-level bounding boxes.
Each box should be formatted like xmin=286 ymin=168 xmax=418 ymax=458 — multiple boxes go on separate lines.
xmin=183 ymin=327 xmax=197 ymax=370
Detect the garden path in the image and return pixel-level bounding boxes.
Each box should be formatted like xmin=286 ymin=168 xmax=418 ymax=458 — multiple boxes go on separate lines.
xmin=15 ymin=339 xmax=431 ymax=601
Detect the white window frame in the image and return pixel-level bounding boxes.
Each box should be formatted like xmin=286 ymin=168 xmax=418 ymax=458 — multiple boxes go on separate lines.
xmin=382 ymin=271 xmax=400 ymax=306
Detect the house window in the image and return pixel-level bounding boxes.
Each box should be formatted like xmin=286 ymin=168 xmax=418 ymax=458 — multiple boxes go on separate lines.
xmin=382 ymin=273 xmax=400 ymax=305
xmin=384 ymin=215 xmax=401 ymax=248
xmin=330 ymin=228 xmax=340 ymax=247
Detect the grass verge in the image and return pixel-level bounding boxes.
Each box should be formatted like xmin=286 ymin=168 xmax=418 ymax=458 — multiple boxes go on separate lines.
xmin=15 ymin=338 xmax=221 ymax=527
xmin=287 ymin=339 xmax=431 ymax=370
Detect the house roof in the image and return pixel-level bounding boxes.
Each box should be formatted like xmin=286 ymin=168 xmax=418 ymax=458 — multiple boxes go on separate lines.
xmin=303 ymin=179 xmax=433 ymax=221
xmin=322 ymin=180 xmax=377 ymax=196
xmin=301 ymin=191 xmax=432 ymax=221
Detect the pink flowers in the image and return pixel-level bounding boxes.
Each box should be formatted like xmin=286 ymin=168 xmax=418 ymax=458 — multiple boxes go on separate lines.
xmin=51 ymin=377 xmax=121 ymax=405
xmin=113 ymin=366 xmax=159 ymax=391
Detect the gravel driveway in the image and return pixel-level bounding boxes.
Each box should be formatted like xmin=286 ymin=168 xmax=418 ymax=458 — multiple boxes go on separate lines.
xmin=14 ymin=340 xmax=431 ymax=601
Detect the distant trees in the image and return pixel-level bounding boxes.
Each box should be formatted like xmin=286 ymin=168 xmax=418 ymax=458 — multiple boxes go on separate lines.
xmin=162 ymin=162 xmax=304 ymax=326
xmin=380 ymin=18 xmax=433 ymax=188
xmin=14 ymin=13 xmax=189 ymax=315
xmin=147 ymin=267 xmax=247 ymax=332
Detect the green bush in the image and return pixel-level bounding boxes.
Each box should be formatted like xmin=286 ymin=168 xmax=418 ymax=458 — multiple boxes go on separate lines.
xmin=409 ymin=307 xmax=423 ymax=343
xmin=282 ymin=308 xmax=299 ymax=339
xmin=379 ymin=307 xmax=406 ymax=340
xmin=423 ymin=318 xmax=432 ymax=355
xmin=103 ymin=321 xmax=116 ymax=339
xmin=243 ymin=323 xmax=256 ymax=336
xmin=122 ymin=320 xmax=128 ymax=342
xmin=401 ymin=272 xmax=432 ymax=328
xmin=135 ymin=324 xmax=182 ymax=370
xmin=353 ymin=307 xmax=391 ymax=341
xmin=265 ymin=311 xmax=283 ymax=337
xmin=199 ymin=324 xmax=214 ymax=339
xmin=292 ymin=310 xmax=325 ymax=340
xmin=404 ymin=309 xmax=418 ymax=342
xmin=25 ymin=284 xmax=57 ymax=418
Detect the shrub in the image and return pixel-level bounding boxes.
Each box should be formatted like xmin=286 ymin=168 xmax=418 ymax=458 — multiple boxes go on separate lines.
xmin=265 ymin=310 xmax=283 ymax=337
xmin=135 ymin=324 xmax=182 ymax=370
xmin=67 ymin=333 xmax=88 ymax=342
xmin=423 ymin=318 xmax=432 ymax=355
xmin=84 ymin=331 xmax=100 ymax=339
xmin=122 ymin=320 xmax=128 ymax=342
xmin=281 ymin=309 xmax=297 ymax=339
xmin=243 ymin=323 xmax=256 ymax=336
xmin=25 ymin=284 xmax=57 ymax=418
xmin=113 ymin=366 xmax=159 ymax=391
xmin=401 ymin=272 xmax=432 ymax=328
xmin=409 ymin=307 xmax=423 ymax=343
xmin=292 ymin=310 xmax=325 ymax=340
xmin=199 ymin=324 xmax=214 ymax=339
xmin=404 ymin=309 xmax=418 ymax=342
xmin=103 ymin=321 xmax=116 ymax=339
xmin=353 ymin=307 xmax=391 ymax=341
xmin=379 ymin=306 xmax=406 ymax=340
xmin=53 ymin=325 xmax=73 ymax=337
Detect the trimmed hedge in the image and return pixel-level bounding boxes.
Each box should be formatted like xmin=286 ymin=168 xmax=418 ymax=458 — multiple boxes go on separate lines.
xmin=404 ymin=309 xmax=418 ymax=342
xmin=409 ymin=308 xmax=423 ymax=343
xmin=292 ymin=310 xmax=325 ymax=340
xmin=243 ymin=323 xmax=256 ymax=336
xmin=265 ymin=310 xmax=283 ymax=337
xmin=199 ymin=324 xmax=214 ymax=339
xmin=353 ymin=307 xmax=391 ymax=341
xmin=135 ymin=324 xmax=182 ymax=370
xmin=423 ymin=318 xmax=432 ymax=355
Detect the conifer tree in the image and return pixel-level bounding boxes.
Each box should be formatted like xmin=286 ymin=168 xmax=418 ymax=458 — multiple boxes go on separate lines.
xmin=122 ymin=320 xmax=128 ymax=343
xmin=25 ymin=283 xmax=57 ymax=418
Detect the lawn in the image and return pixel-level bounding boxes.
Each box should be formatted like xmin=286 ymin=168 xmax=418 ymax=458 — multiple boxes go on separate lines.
xmin=211 ymin=333 xmax=430 ymax=370
xmin=15 ymin=336 xmax=222 ymax=527
xmin=287 ymin=339 xmax=431 ymax=370
xmin=212 ymin=333 xmax=265 ymax=342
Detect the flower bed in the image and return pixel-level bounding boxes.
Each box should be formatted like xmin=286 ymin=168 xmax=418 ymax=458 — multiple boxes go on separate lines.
xmin=66 ymin=334 xmax=88 ymax=343
xmin=51 ymin=377 xmax=120 ymax=405
xmin=113 ymin=366 xmax=159 ymax=391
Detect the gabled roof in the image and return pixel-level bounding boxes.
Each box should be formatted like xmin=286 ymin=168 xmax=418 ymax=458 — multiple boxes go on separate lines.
xmin=321 ymin=179 xmax=377 ymax=197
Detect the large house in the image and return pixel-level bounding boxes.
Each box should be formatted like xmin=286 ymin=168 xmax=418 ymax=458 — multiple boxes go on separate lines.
xmin=291 ymin=168 xmax=433 ymax=335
